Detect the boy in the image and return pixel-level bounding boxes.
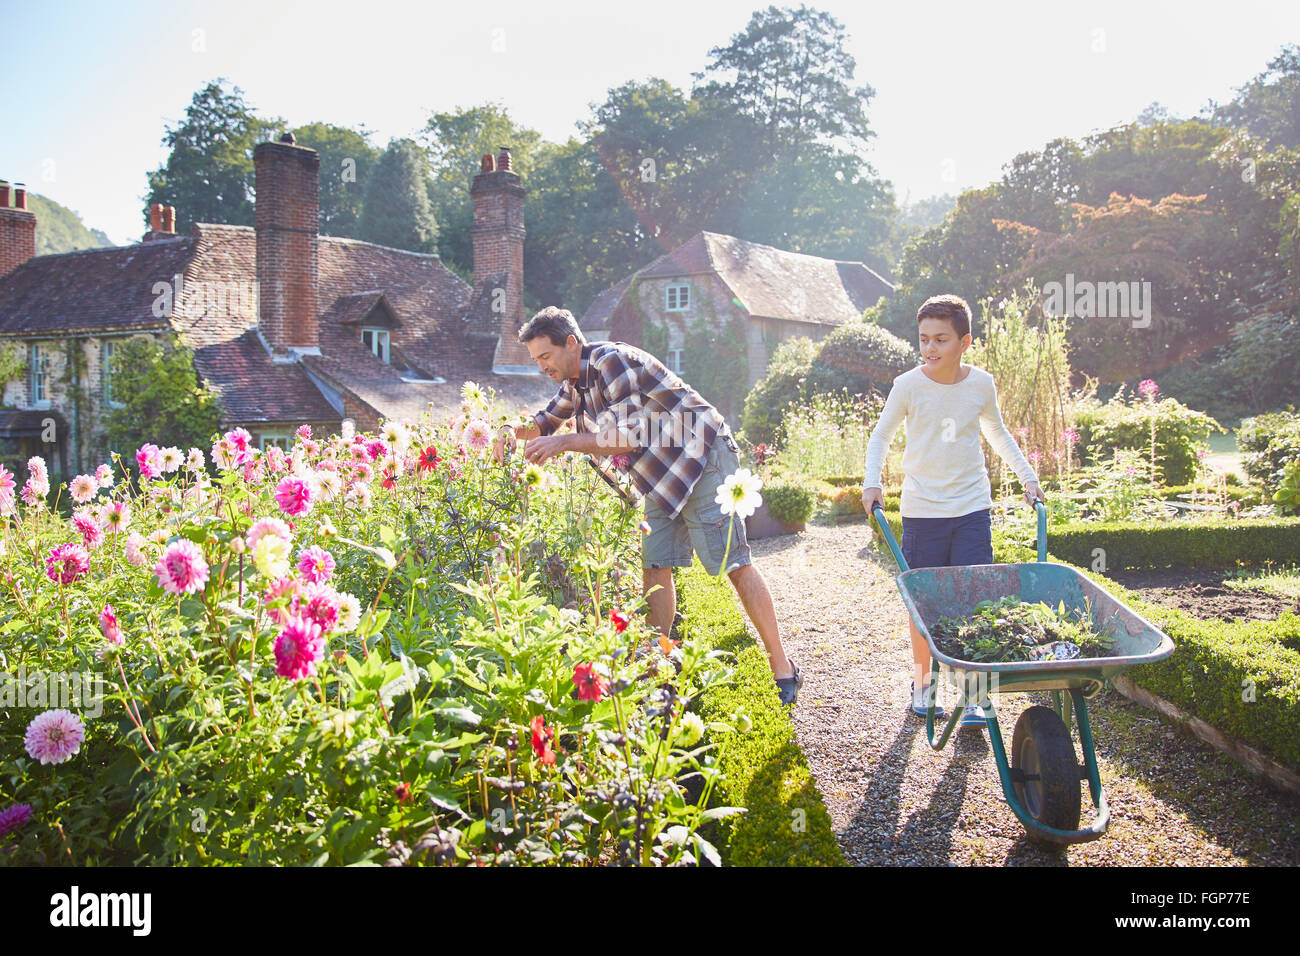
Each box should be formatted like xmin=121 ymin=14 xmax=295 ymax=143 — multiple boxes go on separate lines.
xmin=860 ymin=295 xmax=1044 ymax=729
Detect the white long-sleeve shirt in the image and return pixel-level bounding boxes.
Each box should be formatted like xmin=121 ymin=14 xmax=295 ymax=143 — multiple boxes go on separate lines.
xmin=863 ymin=364 xmax=1039 ymax=518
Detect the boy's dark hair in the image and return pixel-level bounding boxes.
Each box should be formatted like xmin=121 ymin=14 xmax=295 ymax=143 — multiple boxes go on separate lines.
xmin=917 ymin=295 xmax=972 ymax=339
xmin=519 ymin=307 xmax=586 ymax=347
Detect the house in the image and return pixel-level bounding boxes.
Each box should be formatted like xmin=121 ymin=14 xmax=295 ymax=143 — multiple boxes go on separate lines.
xmin=0 ymin=141 xmax=549 ymax=478
xmin=579 ymin=231 xmax=895 ymax=393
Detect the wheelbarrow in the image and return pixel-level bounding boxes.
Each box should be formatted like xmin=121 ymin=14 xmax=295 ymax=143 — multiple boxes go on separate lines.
xmin=871 ymin=501 xmax=1175 ymax=846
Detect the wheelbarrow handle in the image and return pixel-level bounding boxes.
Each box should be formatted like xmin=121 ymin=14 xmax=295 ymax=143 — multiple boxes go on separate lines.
xmin=871 ymin=500 xmax=1049 ymax=568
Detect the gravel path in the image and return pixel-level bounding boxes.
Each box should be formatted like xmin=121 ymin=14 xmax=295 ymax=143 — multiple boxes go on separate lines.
xmin=748 ymin=520 xmax=1300 ymax=866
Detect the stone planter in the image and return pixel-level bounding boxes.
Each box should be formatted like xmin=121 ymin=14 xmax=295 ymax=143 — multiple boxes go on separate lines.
xmin=745 ymin=502 xmax=805 ymax=539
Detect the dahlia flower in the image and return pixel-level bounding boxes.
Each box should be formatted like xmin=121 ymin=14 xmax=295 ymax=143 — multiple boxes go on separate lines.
xmin=274 ymin=615 xmax=325 ymax=680
xmin=154 ymin=538 xmax=210 ymax=595
xmin=24 ymin=709 xmax=86 ymax=765
xmin=45 ymin=542 xmax=90 ymax=585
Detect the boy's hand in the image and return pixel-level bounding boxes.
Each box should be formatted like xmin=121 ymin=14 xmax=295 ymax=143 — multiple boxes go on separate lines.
xmin=861 ymin=486 xmax=885 ymax=514
xmin=1023 ymin=481 xmax=1046 ymax=505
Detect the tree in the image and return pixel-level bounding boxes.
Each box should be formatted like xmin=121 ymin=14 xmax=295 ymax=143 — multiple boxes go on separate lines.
xmin=423 ymin=105 xmax=545 ymax=276
xmin=102 ymin=338 xmax=223 ymax=458
xmin=358 ymin=140 xmax=438 ymax=253
xmin=1213 ymin=44 xmax=1300 ymax=150
xmin=290 ymin=122 xmax=380 ymax=238
xmin=145 ymin=80 xmax=278 ymax=235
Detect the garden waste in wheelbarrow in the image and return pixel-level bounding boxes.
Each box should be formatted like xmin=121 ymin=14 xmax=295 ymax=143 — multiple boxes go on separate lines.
xmin=872 ymin=501 xmax=1175 ymax=847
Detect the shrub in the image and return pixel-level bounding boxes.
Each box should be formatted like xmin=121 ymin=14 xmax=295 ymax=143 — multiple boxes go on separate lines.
xmin=675 ymin=565 xmax=844 ymax=866
xmin=102 ymin=336 xmax=223 ymax=461
xmin=740 ymin=337 xmax=817 ymax=445
xmin=805 ymin=323 xmax=917 ymax=398
xmin=1238 ymin=407 xmax=1300 ymax=494
xmin=763 ymin=480 xmax=815 ymax=526
xmin=780 ymin=391 xmax=884 ymax=480
xmin=1073 ymin=386 xmax=1223 ymax=486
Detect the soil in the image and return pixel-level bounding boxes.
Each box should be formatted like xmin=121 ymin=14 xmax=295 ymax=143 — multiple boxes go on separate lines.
xmin=741 ymin=519 xmax=1300 ymax=866
xmin=1108 ymin=567 xmax=1300 ymax=622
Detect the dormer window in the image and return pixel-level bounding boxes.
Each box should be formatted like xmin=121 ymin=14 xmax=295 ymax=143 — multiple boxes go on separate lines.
xmin=361 ymin=327 xmax=390 ymax=363
xmin=665 ymin=284 xmax=690 ymax=312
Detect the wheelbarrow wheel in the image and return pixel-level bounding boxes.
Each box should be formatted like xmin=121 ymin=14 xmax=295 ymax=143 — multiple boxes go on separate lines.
xmin=1011 ymin=705 xmax=1081 ymax=845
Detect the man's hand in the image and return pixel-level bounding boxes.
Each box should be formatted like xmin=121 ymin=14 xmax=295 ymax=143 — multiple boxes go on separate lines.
xmin=523 ymin=433 xmax=573 ymax=465
xmin=1024 ymin=481 xmax=1046 ymax=505
xmin=491 ymin=427 xmax=517 ymax=464
xmin=861 ymin=485 xmax=885 ymax=514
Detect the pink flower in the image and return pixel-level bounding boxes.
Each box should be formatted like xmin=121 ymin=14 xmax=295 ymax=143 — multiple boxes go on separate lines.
xmin=274 ymin=476 xmax=315 ymax=517
xmin=21 ymin=479 xmax=47 ymax=508
xmin=1138 ymin=379 xmax=1159 ymax=400
xmin=462 ymin=418 xmax=492 ymax=452
xmin=247 ymin=516 xmax=292 ymax=549
xmin=0 ymin=464 xmax=14 ymax=496
xmin=154 ymin=539 xmax=210 ymax=595
xmin=0 ymin=803 xmax=32 ymax=838
xmin=225 ymin=427 xmax=253 ymax=458
xmin=211 ymin=437 xmax=238 ymax=471
xmin=297 ymin=582 xmax=342 ymax=633
xmin=273 ymin=615 xmax=325 ymax=680
xmin=263 ymin=576 xmax=302 ymax=626
xmin=95 ymin=463 xmax=114 ymax=488
xmin=69 ymin=474 xmax=98 ymax=503
xmin=297 ymin=545 xmax=336 ymax=584
xmin=265 ymin=445 xmax=288 ymax=473
xmin=45 ymin=543 xmax=90 ymax=585
xmin=99 ymin=604 xmax=123 ymax=645
xmin=242 ymin=459 xmax=265 ymax=486
xmin=1013 ymin=426 xmax=1029 ymax=441
xmin=26 ymin=456 xmax=48 ymax=486
xmin=135 ymin=443 xmax=162 ymax=479
xmin=71 ymin=508 xmax=104 ymax=549
xmin=24 ymin=709 xmax=85 ymax=765
xmin=350 ymin=462 xmax=373 ymax=484
xmin=296 ymin=424 xmax=312 ymax=440
xmin=1027 ymin=451 xmax=1042 ymax=466
xmin=1062 ymin=428 xmax=1080 ymax=446
xmin=125 ymin=532 xmax=147 ymax=567
xmin=98 ymin=500 xmax=131 ymax=534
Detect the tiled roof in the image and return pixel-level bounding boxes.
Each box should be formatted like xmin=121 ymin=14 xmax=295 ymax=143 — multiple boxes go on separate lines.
xmin=0 ymin=238 xmax=191 ymax=336
xmin=580 ymin=231 xmax=895 ymax=330
xmin=192 ymin=330 xmax=341 ymax=424
xmin=171 ymin=224 xmax=259 ymax=348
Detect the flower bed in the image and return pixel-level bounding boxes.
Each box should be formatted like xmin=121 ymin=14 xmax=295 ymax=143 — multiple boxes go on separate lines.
xmin=0 ymin=394 xmax=752 ymax=866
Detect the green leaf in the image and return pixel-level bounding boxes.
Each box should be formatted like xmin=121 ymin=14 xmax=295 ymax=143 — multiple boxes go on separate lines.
xmin=699 ymin=806 xmax=748 ymax=822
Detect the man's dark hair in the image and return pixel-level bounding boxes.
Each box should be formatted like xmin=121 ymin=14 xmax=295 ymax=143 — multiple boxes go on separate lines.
xmin=917 ymin=294 xmax=972 ymax=339
xmin=519 ymin=307 xmax=586 ymax=347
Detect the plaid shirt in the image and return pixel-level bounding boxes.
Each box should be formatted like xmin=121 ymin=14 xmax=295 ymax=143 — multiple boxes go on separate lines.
xmin=533 ymin=342 xmax=730 ymax=519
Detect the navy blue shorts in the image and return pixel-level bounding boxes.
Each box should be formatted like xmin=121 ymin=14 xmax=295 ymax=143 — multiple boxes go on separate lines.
xmin=901 ymin=509 xmax=994 ymax=569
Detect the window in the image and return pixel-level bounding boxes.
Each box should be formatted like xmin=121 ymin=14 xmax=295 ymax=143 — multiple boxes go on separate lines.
xmin=361 ymin=327 xmax=390 ymax=363
xmin=665 ymin=348 xmax=684 ymax=375
xmin=28 ymin=344 xmax=49 ymax=407
xmin=665 ymin=284 xmax=690 ymax=312
xmin=102 ymin=340 xmax=124 ymax=409
xmin=260 ymin=433 xmax=291 ymax=451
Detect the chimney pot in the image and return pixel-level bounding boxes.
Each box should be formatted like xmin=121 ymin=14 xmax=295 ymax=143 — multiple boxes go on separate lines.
xmin=0 ymin=181 xmax=8 ymax=208
xmin=150 ymin=203 xmax=163 ymax=232
xmin=280 ymin=132 xmax=296 ymax=145
xmin=480 ymin=154 xmax=495 ymax=173
xmin=496 ymin=147 xmax=512 ymax=172
xmin=162 ymin=205 xmax=176 ymax=233
xmin=13 ymin=185 xmax=27 ymax=210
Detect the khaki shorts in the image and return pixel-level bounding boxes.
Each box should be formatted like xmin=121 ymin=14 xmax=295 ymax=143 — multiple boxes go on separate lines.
xmin=642 ymin=435 xmax=752 ymax=576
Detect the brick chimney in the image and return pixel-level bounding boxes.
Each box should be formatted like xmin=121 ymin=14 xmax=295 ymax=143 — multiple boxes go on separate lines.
xmin=254 ymin=135 xmax=320 ymax=362
xmin=471 ymin=147 xmax=536 ymax=373
xmin=142 ymin=202 xmax=178 ymax=242
xmin=0 ymin=181 xmax=37 ymax=276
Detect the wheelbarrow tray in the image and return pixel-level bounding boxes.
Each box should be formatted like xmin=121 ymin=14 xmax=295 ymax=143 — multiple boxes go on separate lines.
xmin=895 ymin=561 xmax=1175 ymax=690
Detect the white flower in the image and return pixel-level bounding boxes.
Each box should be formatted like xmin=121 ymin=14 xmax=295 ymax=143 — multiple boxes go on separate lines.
xmin=461 ymin=381 xmax=487 ymax=411
xmin=336 ymin=592 xmax=362 ymax=633
xmin=676 ymin=712 xmax=705 ymax=748
xmin=252 ymin=534 xmax=291 ymax=579
xmin=159 ymin=446 xmax=183 ymax=473
xmin=715 ymin=468 xmax=763 ymax=519
xmin=381 ymin=420 xmax=411 ymax=456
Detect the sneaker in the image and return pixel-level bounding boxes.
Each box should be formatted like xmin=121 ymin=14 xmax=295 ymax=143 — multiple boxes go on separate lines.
xmin=775 ymin=659 xmax=803 ymax=706
xmin=959 ymin=703 xmax=987 ymax=730
xmin=910 ymin=681 xmax=947 ymax=719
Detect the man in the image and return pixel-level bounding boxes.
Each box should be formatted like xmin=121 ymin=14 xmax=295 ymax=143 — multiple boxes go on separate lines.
xmin=497 ymin=307 xmax=803 ymax=704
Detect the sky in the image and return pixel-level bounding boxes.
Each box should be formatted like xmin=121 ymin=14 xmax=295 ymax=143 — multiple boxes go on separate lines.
xmin=2 ymin=0 xmax=1297 ymax=246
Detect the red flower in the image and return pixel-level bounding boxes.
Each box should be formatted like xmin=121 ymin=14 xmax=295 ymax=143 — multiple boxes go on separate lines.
xmin=572 ymin=662 xmax=607 ymax=702
xmin=609 ymin=609 xmax=631 ymax=633
xmin=530 ymin=714 xmax=555 ymax=765
xmin=381 ymin=473 xmax=397 ymax=490
xmin=394 ymin=782 xmax=413 ymax=805
xmin=418 ymin=445 xmax=440 ymax=472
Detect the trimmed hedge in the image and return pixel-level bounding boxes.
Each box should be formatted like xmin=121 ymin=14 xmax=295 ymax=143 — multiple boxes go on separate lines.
xmin=993 ymin=538 xmax=1300 ymax=770
xmin=1009 ymin=517 xmax=1300 ymax=571
xmin=676 ymin=565 xmax=845 ymax=866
